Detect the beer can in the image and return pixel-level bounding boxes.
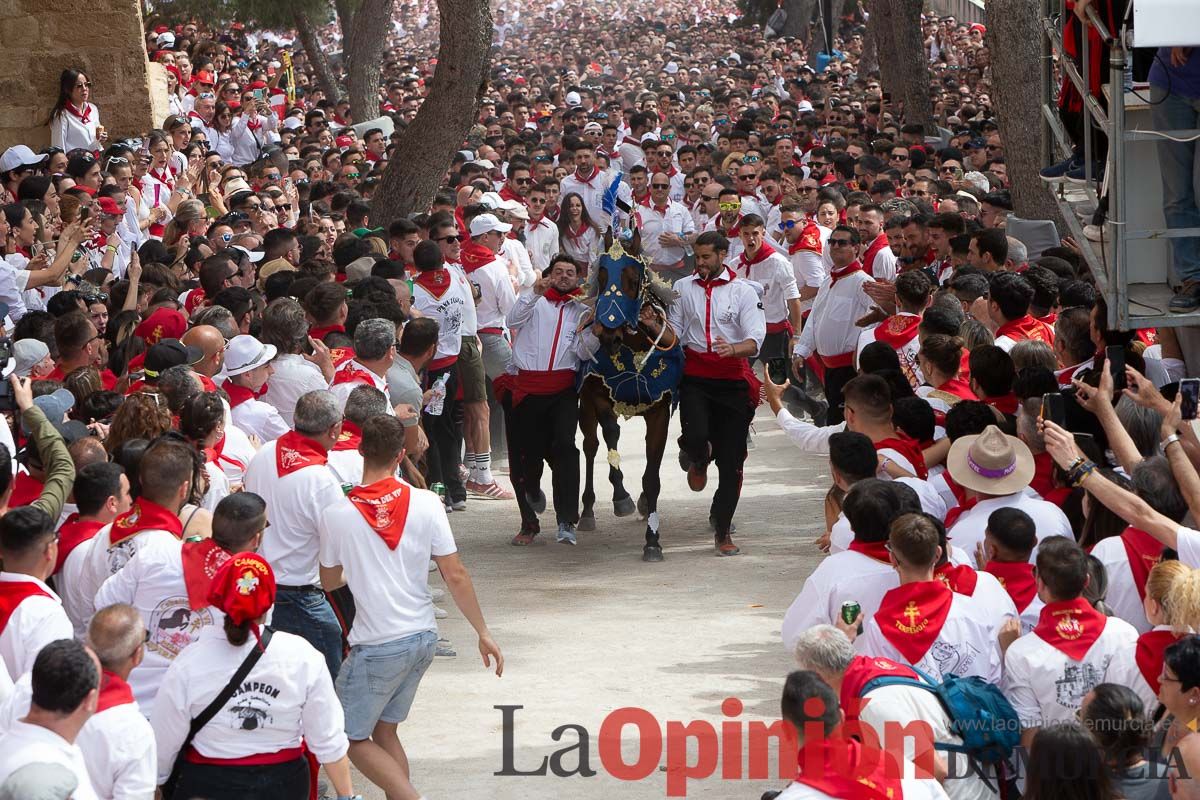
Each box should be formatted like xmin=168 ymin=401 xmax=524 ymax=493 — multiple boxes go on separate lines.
xmin=431 ymin=482 xmax=446 ymax=499
xmin=841 ymin=601 xmax=861 ymax=625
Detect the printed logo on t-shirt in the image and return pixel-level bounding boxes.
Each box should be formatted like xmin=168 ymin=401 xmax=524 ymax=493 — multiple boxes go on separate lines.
xmin=927 ymin=640 xmax=980 ymax=678
xmin=106 ymin=540 xmax=138 ymax=575
xmin=230 ymin=680 xmax=279 ymax=730
xmin=148 ymin=596 xmax=214 ymax=660
xmin=1054 ymin=659 xmax=1109 ymax=709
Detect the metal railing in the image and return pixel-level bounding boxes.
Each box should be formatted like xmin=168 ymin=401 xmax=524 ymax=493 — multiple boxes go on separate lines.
xmin=1040 ymin=0 xmax=1200 ymax=330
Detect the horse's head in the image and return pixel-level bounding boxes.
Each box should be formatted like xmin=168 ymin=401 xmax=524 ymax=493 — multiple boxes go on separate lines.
xmin=592 ymin=244 xmax=647 ymax=334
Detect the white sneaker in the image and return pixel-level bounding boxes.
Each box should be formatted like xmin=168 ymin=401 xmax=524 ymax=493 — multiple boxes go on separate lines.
xmin=1084 ymin=224 xmax=1104 ymax=242
xmin=431 ymin=588 xmax=445 ymax=601
xmin=433 ymin=605 xmax=449 ymax=619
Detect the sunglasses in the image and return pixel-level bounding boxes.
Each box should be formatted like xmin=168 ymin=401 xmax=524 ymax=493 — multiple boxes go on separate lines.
xmin=742 ymin=156 xmax=760 ymax=164
xmin=829 ymin=238 xmax=855 ymax=246
xmin=435 ymin=235 xmax=463 ymax=243
xmin=343 ymin=173 xmax=360 ymax=180
xmin=718 ymin=202 xmax=741 ymax=211
xmin=513 ymin=177 xmax=532 ymax=184
xmin=651 ymin=183 xmax=671 ymax=189
xmin=778 ymin=220 xmax=801 ymax=230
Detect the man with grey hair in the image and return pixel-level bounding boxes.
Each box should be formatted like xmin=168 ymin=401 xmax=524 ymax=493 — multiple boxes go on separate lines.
xmin=244 ymin=390 xmax=347 ymax=677
xmin=1004 ymin=237 xmax=1027 ymax=271
xmin=328 ymin=385 xmax=391 ymax=489
xmin=793 ymin=625 xmax=989 ymax=800
xmin=261 ymin=297 xmax=334 ymax=427
xmin=0 ymin=606 xmax=154 ymax=798
xmin=330 ymin=318 xmax=397 ymax=411
xmin=189 ymin=305 xmax=238 ymax=341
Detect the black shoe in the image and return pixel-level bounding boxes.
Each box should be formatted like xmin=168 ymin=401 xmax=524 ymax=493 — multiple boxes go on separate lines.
xmin=1171 ymin=281 xmax=1200 ymax=314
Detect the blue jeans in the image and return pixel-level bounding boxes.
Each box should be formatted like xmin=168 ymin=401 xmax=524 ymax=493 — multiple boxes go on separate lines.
xmin=1151 ymin=85 xmax=1200 ymax=282
xmin=272 ymin=587 xmax=343 ymax=679
xmin=335 ymin=630 xmax=437 ymax=740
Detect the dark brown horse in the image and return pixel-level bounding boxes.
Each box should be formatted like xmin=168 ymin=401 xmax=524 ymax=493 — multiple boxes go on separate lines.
xmin=577 ymin=232 xmax=683 ymax=562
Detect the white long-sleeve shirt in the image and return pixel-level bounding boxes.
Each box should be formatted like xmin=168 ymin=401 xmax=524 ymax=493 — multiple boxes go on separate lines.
xmin=729 ymin=247 xmax=799 ymax=327
xmin=506 ymin=290 xmax=597 ymax=371
xmin=0 ymin=573 xmax=73 ymax=682
xmin=524 ymin=217 xmax=559 ymax=273
xmin=50 ymin=105 xmax=101 ymax=152
xmin=667 ymin=268 xmax=766 ymax=354
xmin=794 ymin=265 xmax=874 ymax=361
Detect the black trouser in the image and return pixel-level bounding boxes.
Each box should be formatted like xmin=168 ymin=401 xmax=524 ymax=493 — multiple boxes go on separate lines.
xmin=172 ymin=755 xmax=309 ymax=800
xmin=678 ymin=376 xmax=753 ymax=538
xmin=425 ymin=363 xmax=466 ymax=503
xmin=513 ymin=389 xmax=579 ymax=525
xmin=501 ymin=390 xmax=540 ymax=533
xmin=823 ymin=365 xmax=857 ymax=426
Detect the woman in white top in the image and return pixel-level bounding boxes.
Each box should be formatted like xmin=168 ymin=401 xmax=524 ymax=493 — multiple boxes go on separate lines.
xmin=48 ymin=69 xmax=105 ymax=153
xmin=150 ymin=552 xmax=358 ymax=800
xmin=556 ymin=192 xmax=600 ymax=275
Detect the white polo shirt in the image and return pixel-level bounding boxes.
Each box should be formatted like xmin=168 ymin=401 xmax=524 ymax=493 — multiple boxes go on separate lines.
xmin=467 ymin=257 xmax=517 ymax=333
xmin=637 ymin=200 xmax=695 ymax=266
xmin=243 ymin=439 xmax=345 ymax=587
xmin=319 ymin=484 xmax=457 ymax=646
xmin=0 ymin=721 xmax=98 ymax=799
xmin=77 ymin=526 xmax=181 ymax=627
xmin=0 ymin=573 xmax=72 ymax=682
xmin=150 ymin=626 xmax=348 ymax=783
xmin=945 ymin=492 xmax=1073 ymax=562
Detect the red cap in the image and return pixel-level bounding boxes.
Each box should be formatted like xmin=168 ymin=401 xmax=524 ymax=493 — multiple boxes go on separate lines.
xmin=194 ymin=70 xmax=216 ymax=85
xmin=207 ymin=552 xmax=276 ymax=626
xmin=154 ymin=24 xmax=169 ymax=33
xmin=231 ymin=21 xmax=244 ymax=29
xmin=969 ymin=23 xmax=986 ymax=33
xmin=514 ymin=76 xmax=527 ymax=86
xmin=248 ymin=80 xmax=267 ymax=90
xmin=335 ymin=135 xmax=355 ymax=148
xmin=134 ymin=307 xmax=187 ymax=345
xmin=96 ymin=196 xmax=123 ymax=216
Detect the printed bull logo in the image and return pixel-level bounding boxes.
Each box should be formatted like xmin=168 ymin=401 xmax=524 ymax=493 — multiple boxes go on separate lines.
xmin=148 ymin=597 xmax=214 ymax=660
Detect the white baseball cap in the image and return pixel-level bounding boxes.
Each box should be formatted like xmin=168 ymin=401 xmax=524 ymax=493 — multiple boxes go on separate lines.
xmin=469 ymin=213 xmax=512 ymax=237
xmin=479 ymin=191 xmax=503 ymax=210
xmin=640 ymin=133 xmax=660 ymax=144
xmin=231 ymin=244 xmax=264 ymax=263
xmin=0 ymin=145 xmax=43 ymax=173
xmin=565 ymin=91 xmax=582 ymax=107
xmin=223 ymin=335 xmax=278 ymax=376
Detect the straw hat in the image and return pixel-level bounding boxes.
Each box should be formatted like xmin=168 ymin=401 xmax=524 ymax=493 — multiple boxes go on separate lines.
xmin=945 ymin=425 xmax=1035 ymax=496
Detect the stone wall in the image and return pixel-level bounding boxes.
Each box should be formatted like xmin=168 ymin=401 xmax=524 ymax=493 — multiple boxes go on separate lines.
xmin=0 ymin=0 xmax=161 ymax=150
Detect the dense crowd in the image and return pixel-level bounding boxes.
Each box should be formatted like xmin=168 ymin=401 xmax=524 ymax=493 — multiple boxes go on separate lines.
xmin=0 ymin=0 xmax=1197 ymax=798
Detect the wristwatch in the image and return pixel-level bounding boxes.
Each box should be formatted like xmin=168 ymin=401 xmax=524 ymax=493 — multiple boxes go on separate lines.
xmin=1163 ymin=433 xmax=1182 ymax=449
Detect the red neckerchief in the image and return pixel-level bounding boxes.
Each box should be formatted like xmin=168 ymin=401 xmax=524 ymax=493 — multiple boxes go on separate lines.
xmin=828 ymin=260 xmax=864 ymax=286
xmin=573 ymin=165 xmax=601 ymax=186
xmin=736 ymin=243 xmax=772 ymax=275
xmin=935 ymin=378 xmax=977 ymax=401
xmin=88 ymin=231 xmax=108 ymax=251
xmin=75 ymin=184 xmax=97 ymax=197
xmin=847 ymin=538 xmax=891 ymax=564
xmin=715 ymin=214 xmax=742 ymax=238
xmin=788 ymin=221 xmax=823 ymax=255
xmin=180 ymin=538 xmax=231 ymax=610
xmin=275 ymin=430 xmax=328 ymax=477
xmin=1137 ymin=328 xmax=1158 ymax=347
xmin=985 ymin=560 xmax=1038 ymax=612
xmin=839 ymin=655 xmax=921 ymax=722
xmin=183 ymin=288 xmax=207 ymax=314
xmin=794 ymin=737 xmax=903 ymax=800
xmin=109 ymin=498 xmax=182 ymax=547
xmin=333 ymin=420 xmax=362 ymax=452
xmin=943 ymin=495 xmax=979 ymax=530
xmin=996 ymin=315 xmax=1054 ymax=345
xmin=875 ymin=434 xmax=929 ymax=479
xmin=1120 ymin=526 xmax=1164 ymax=602
xmin=65 ymin=101 xmax=93 ymax=124
xmin=0 ymin=579 xmax=51 ymax=633
xmin=332 ymin=362 xmax=377 ymax=388
xmin=1038 ymin=312 xmax=1058 ymax=327
xmin=96 ymin=671 xmax=135 ymax=713
xmin=53 ymin=516 xmax=105 ymax=574
xmin=1029 ymin=451 xmax=1056 ymax=499
xmin=460 ymin=239 xmax=496 ymax=273
xmin=309 ymin=323 xmax=345 ymax=341
xmin=9 ymin=472 xmax=43 ymax=508
xmin=544 ymin=286 xmax=582 ymax=304
xmin=694 ymin=267 xmax=734 ymax=292
xmin=329 ymin=347 xmax=357 ymax=369
xmin=641 ymin=198 xmax=669 ymax=216
xmin=499 ymin=184 xmax=525 ymax=205
xmin=222 ymin=379 xmax=266 ymax=408
xmin=872 ymin=314 xmax=921 ymax=349
xmin=1033 ymin=597 xmax=1108 ymax=659
xmin=935 ymin=562 xmax=979 ymax=596
xmin=148 ymin=166 xmax=176 ymax=188
xmin=412 ymin=268 xmax=453 ymax=299
xmin=1136 ymin=628 xmax=1184 ymax=695
xmin=861 ymin=233 xmax=890 ymax=278
xmin=209 ymin=434 xmax=246 ymax=474
xmin=984 ymin=393 xmax=1019 ymax=416
xmin=874 ymin=579 xmax=955 ymax=663
xmin=348 ymin=477 xmax=412 ymax=550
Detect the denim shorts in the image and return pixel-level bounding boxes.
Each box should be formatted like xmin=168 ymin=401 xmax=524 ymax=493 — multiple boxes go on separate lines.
xmin=336 ymin=629 xmax=437 ymax=739
xmin=479 ymin=332 xmax=513 ymax=381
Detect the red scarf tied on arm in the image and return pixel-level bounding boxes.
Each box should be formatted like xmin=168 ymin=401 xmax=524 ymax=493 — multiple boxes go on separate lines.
xmin=1033 ymin=596 xmax=1108 ymax=659
xmin=874 ymin=580 xmax=954 ymax=663
xmin=348 ymin=477 xmax=412 ymax=550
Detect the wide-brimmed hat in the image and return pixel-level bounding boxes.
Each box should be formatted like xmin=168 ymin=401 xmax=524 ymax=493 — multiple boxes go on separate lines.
xmin=946 ymin=425 xmax=1035 ymax=496
xmin=224 ymin=334 xmax=277 ymax=376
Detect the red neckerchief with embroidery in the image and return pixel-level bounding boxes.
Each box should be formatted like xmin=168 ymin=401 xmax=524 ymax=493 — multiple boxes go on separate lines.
xmin=459 ymin=239 xmax=496 ymax=273
xmin=180 ymin=538 xmax=231 ymax=609
xmin=874 ymin=434 xmax=929 ymax=480
xmin=1119 ymin=526 xmax=1164 ymax=602
xmin=793 ymin=737 xmax=903 ymax=800
xmin=935 ymin=562 xmax=979 ymax=596
xmin=828 ymin=260 xmax=864 ymax=286
xmin=788 ymin=221 xmax=823 ymax=255
xmin=0 ymin=579 xmax=51 ymax=633
xmin=333 ymin=420 xmax=363 ymax=452
xmin=109 ymin=498 xmax=182 ymax=547
xmin=222 ymin=379 xmax=268 ymax=409
xmin=984 ymin=560 xmax=1038 ymax=612
xmin=874 ymin=579 xmax=955 ymax=663
xmin=839 ymin=655 xmax=921 ymax=722
xmin=275 ymin=431 xmax=328 ymax=477
xmin=996 ymin=314 xmax=1054 ymax=345
xmin=847 ymin=538 xmax=891 ymax=564
xmin=96 ymin=670 xmax=135 ymax=712
xmin=348 ymin=477 xmax=412 ymax=550
xmin=1038 ymin=312 xmax=1058 ymax=327
xmin=54 ymin=515 xmax=105 ymax=574
xmin=1033 ymin=597 xmax=1108 ymax=659
xmin=1136 ymin=628 xmax=1184 ymax=695
xmin=412 ymin=268 xmax=453 ymax=299
xmin=332 ymin=360 xmax=378 ymax=389
xmin=935 ymin=378 xmax=977 ymax=401
xmin=872 ymin=313 xmax=922 ymax=349
xmin=65 ymin=101 xmax=93 ymax=124
xmin=309 ymin=323 xmax=345 ymax=341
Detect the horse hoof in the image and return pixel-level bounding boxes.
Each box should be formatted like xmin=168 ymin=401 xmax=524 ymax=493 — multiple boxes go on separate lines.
xmin=613 ymin=495 xmax=636 ymax=517
xmin=636 ymin=493 xmax=648 ymax=518
xmin=642 ymin=544 xmax=664 ymax=563
xmin=527 ymin=490 xmax=547 ymax=515
xmin=578 ymin=514 xmax=596 ymax=532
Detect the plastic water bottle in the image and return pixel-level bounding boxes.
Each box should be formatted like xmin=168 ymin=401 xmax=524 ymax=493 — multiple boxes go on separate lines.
xmin=425 ymin=373 xmax=450 ymax=416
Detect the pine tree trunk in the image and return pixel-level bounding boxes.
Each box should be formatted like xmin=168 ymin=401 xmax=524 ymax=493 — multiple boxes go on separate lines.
xmin=865 ymin=0 xmax=900 ymax=116
xmin=294 ymin=10 xmax=340 ymax=103
xmin=888 ymin=0 xmax=934 ymax=132
xmin=987 ymin=0 xmax=1066 ymax=227
xmin=781 ymin=0 xmax=817 ymax=40
xmin=371 ymin=0 xmax=492 ymax=224
xmin=345 ymin=0 xmax=395 ymax=123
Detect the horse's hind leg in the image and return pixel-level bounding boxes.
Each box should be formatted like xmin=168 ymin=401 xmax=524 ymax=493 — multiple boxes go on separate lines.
xmin=640 ymin=399 xmax=671 ymax=562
